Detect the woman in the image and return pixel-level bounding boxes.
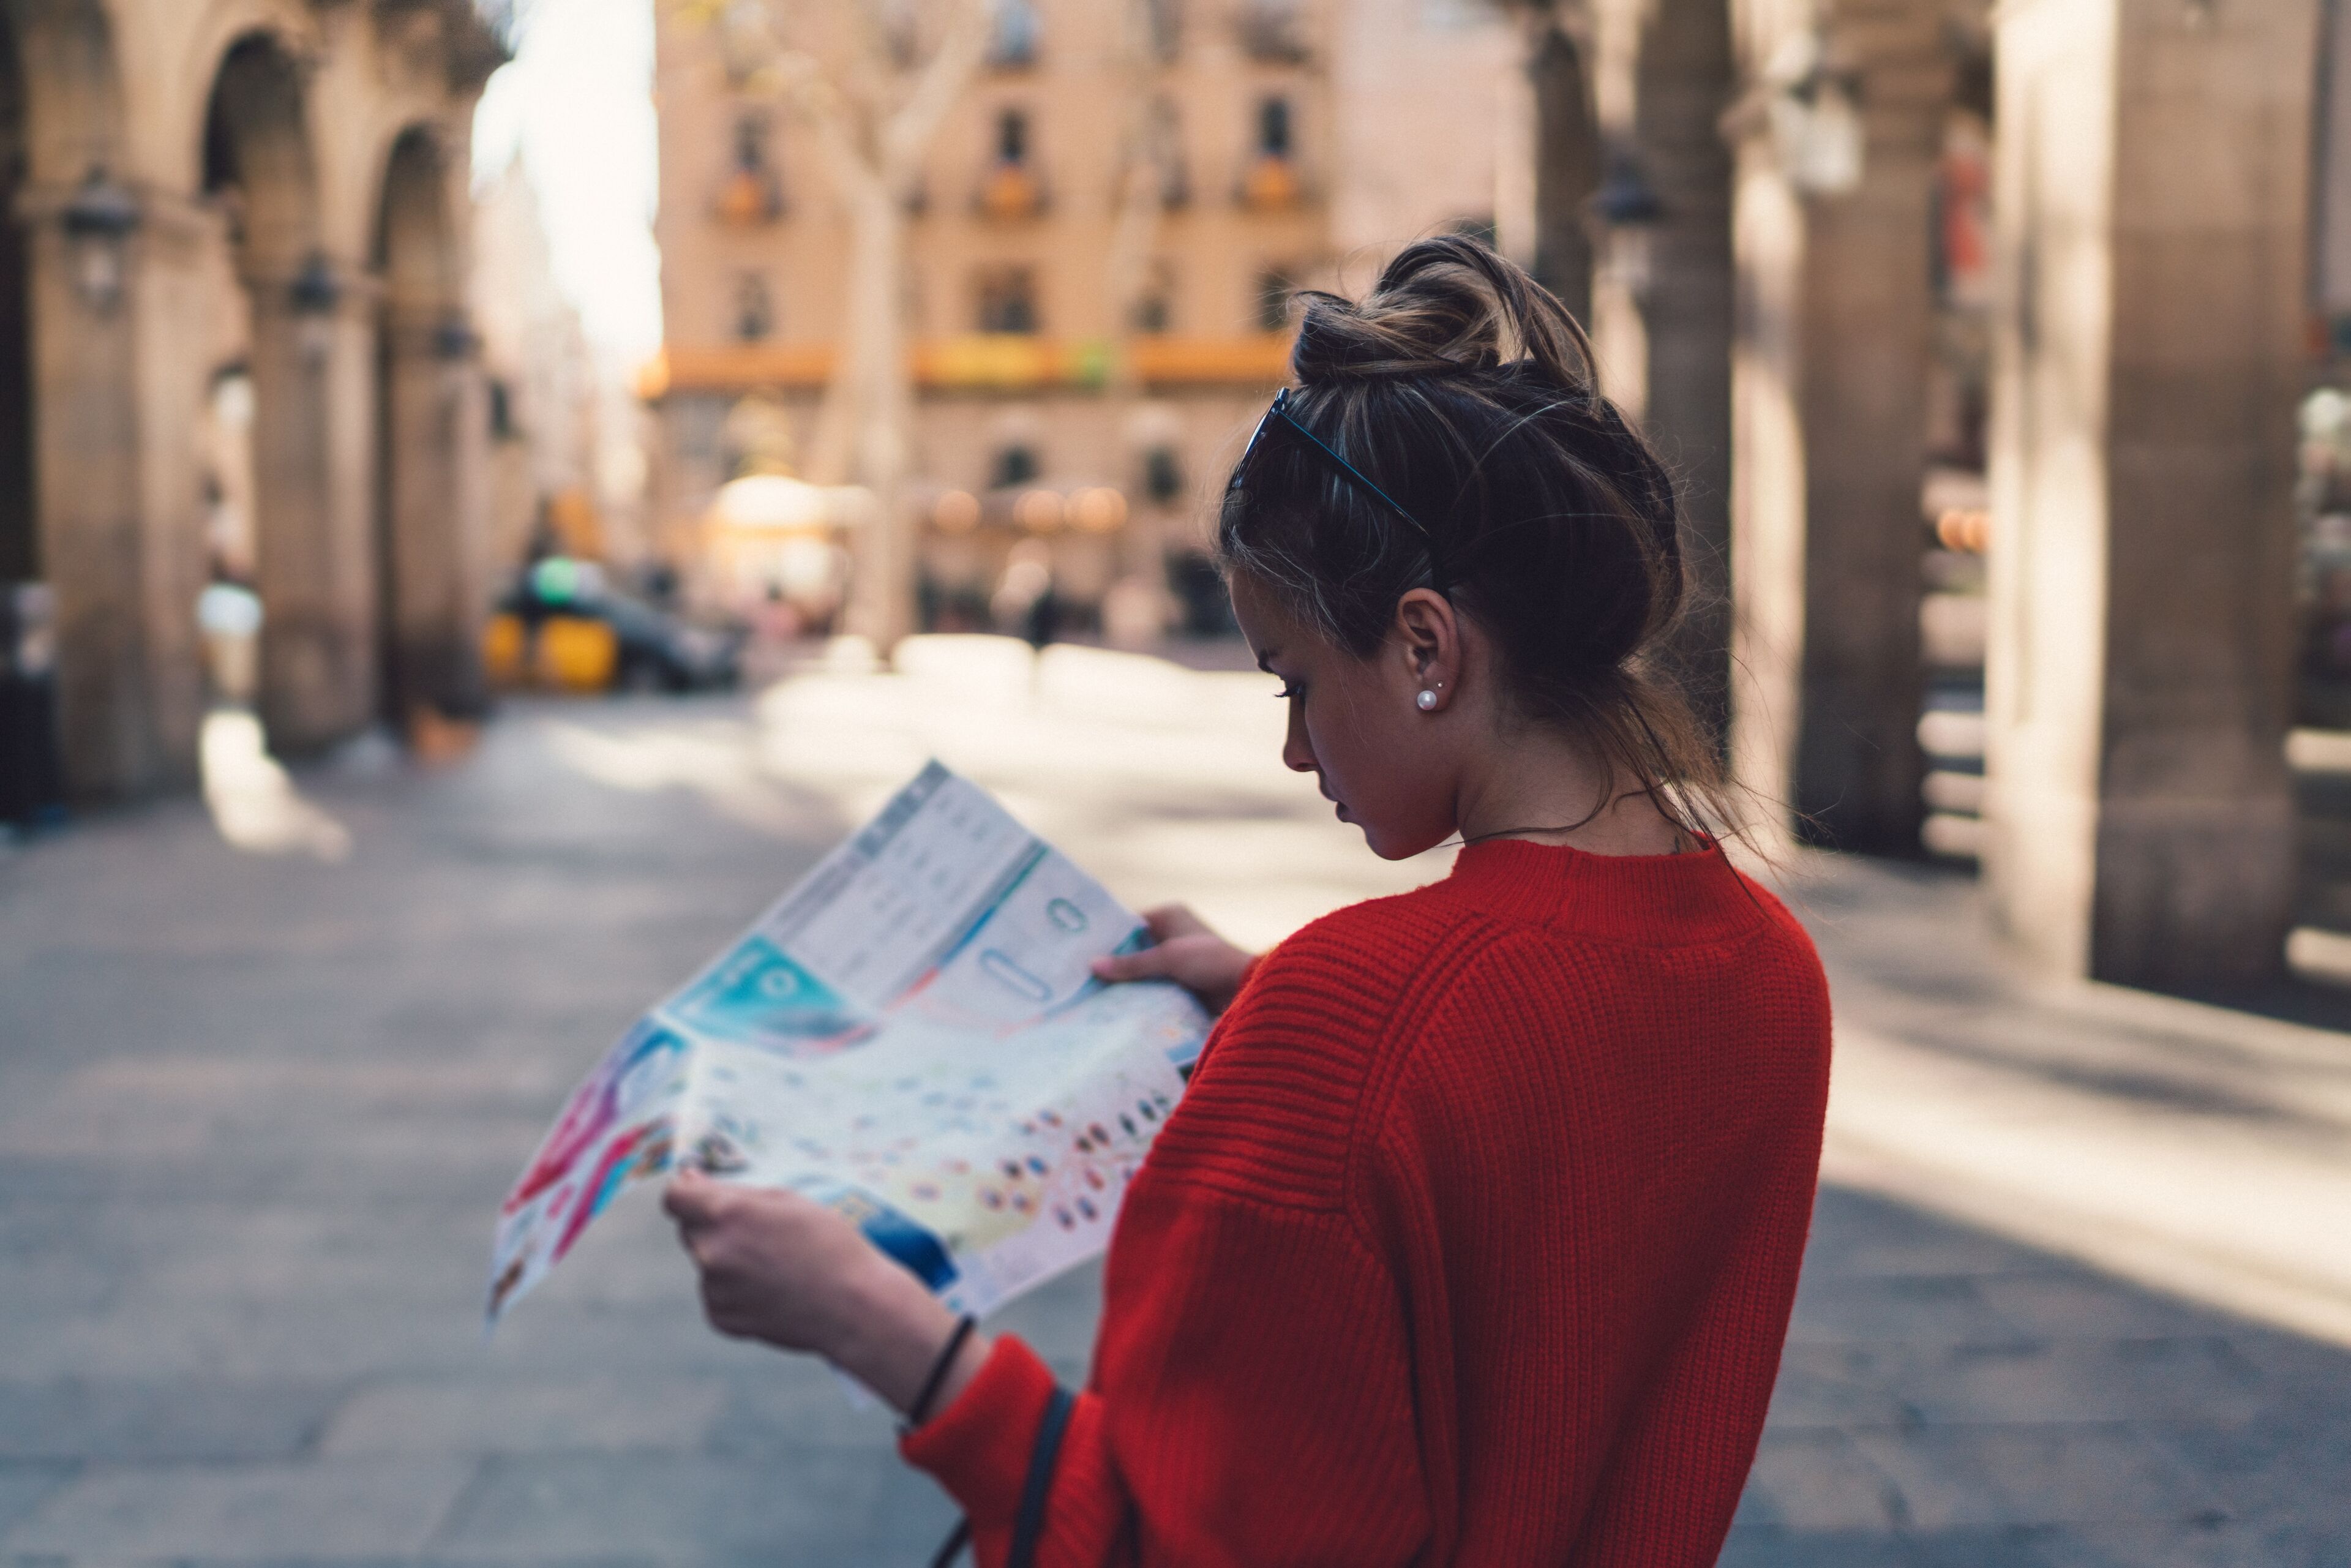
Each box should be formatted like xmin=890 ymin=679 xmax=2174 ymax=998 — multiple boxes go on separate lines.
xmin=663 ymin=236 xmax=1831 ymax=1567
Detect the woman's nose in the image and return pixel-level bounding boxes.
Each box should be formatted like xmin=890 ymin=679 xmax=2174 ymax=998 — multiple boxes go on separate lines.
xmin=1281 ymin=701 xmax=1316 ymax=773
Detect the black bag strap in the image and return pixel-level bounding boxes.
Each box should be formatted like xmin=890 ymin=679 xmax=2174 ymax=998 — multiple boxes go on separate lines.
xmin=923 ymin=1382 xmax=1075 ymax=1568
xmin=1008 ymin=1384 xmax=1076 ymax=1568
xmin=927 ymin=1518 xmax=972 ymax=1568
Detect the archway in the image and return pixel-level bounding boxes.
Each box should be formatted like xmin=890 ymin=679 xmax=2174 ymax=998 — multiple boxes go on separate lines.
xmin=373 ymin=124 xmax=483 ymax=731
xmin=203 ymin=31 xmax=371 ymax=756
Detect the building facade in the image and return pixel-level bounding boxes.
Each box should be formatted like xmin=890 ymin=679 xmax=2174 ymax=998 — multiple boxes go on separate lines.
xmin=0 ymin=0 xmax=501 ymax=806
xmin=642 ymin=0 xmax=1517 ymax=640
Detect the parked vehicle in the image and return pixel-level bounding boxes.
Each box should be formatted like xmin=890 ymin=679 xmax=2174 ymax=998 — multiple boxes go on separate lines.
xmin=485 ymin=558 xmax=744 ymax=694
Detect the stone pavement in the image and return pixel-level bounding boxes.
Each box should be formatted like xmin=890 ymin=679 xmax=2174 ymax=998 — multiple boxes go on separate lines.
xmin=0 ymin=641 xmax=2345 ymax=1566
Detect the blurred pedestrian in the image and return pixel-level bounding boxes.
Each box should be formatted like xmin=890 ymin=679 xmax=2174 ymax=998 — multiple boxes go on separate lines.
xmin=665 ymin=237 xmax=1832 ymax=1567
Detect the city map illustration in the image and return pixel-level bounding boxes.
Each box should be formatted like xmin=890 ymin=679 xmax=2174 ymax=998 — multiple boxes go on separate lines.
xmin=487 ymin=762 xmax=1211 ymax=1324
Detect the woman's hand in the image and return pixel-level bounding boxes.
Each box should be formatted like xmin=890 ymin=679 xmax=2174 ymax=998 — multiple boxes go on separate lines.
xmin=1092 ymin=903 xmax=1258 ymax=1015
xmin=662 ymin=1169 xmax=986 ymax=1420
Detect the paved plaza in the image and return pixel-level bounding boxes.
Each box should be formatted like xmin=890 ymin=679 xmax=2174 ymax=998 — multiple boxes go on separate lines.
xmin=1 ymin=640 xmax=2348 ymax=1567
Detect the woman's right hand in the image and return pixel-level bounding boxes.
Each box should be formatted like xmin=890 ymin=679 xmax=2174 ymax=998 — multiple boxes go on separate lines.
xmin=1092 ymin=903 xmax=1257 ymax=1016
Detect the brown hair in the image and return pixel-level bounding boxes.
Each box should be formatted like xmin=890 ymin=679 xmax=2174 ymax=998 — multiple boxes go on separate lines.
xmin=1218 ymin=234 xmax=1727 ymax=839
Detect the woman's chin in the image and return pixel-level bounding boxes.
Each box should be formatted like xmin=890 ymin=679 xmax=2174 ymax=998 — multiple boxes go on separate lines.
xmin=1357 ymin=821 xmax=1449 ymax=862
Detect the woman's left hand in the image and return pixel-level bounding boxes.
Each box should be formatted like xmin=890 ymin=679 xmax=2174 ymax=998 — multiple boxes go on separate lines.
xmin=663 ymin=1169 xmax=986 ymax=1417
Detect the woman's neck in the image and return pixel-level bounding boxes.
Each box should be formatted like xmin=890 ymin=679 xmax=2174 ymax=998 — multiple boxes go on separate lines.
xmin=1453 ymin=730 xmax=1685 ymax=858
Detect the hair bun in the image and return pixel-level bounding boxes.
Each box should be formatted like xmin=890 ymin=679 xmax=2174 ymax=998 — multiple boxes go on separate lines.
xmin=1289 ymin=233 xmax=1595 ymax=391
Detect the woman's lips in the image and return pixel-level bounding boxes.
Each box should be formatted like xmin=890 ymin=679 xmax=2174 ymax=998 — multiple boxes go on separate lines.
xmin=1333 ymin=801 xmax=1349 ymax=823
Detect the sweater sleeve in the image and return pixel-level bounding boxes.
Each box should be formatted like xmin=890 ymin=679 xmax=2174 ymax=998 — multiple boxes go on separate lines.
xmin=899 ymin=930 xmax=1433 ymax=1567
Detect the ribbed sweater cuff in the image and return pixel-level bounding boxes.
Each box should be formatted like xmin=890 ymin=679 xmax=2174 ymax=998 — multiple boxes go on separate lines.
xmin=898 ymin=1334 xmax=1057 ymax=1530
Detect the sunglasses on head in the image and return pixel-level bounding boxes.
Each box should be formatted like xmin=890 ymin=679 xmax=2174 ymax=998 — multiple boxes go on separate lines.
xmin=1230 ymin=388 xmax=1432 ymax=539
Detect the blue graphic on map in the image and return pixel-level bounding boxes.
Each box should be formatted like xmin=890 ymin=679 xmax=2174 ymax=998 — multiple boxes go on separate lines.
xmin=669 ymin=935 xmax=870 ymax=1052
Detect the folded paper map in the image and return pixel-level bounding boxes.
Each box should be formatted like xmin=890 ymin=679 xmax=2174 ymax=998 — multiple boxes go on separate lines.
xmin=487 ymin=761 xmax=1211 ymax=1324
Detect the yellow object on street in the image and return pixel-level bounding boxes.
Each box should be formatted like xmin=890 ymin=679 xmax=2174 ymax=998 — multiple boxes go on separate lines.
xmin=532 ymin=615 xmax=618 ymax=692
xmin=481 ymin=612 xmax=617 ymax=692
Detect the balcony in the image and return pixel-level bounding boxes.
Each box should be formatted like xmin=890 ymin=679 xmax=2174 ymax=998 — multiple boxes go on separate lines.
xmin=639 ymin=336 xmax=1296 ymax=399
xmin=1235 ymin=153 xmax=1307 ymax=214
xmin=713 ymin=166 xmax=784 ymax=228
xmin=975 ymin=162 xmax=1049 ymax=222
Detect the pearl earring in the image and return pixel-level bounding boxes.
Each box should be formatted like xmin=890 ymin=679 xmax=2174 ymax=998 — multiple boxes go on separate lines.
xmin=1416 ymin=689 xmax=1438 ymax=711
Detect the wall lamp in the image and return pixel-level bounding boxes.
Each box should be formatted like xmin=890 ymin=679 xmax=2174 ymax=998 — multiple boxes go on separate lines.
xmin=61 ymin=166 xmax=140 ymax=313
xmin=289 ymin=251 xmax=342 ymax=366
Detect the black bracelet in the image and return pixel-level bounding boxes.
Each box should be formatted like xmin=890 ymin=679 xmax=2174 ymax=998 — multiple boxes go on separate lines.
xmin=901 ymin=1314 xmax=978 ymax=1431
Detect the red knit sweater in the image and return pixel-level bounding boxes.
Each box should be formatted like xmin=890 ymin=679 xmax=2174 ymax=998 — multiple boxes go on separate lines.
xmin=904 ymin=838 xmax=1831 ymax=1566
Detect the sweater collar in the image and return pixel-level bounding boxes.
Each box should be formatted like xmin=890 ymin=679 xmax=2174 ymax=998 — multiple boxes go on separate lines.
xmin=1445 ymin=837 xmax=1770 ymax=947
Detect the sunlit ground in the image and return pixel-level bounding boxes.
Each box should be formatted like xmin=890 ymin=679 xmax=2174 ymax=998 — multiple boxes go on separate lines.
xmin=199 ymin=708 xmax=353 ymax=863
xmin=538 ymin=634 xmax=1444 ymax=953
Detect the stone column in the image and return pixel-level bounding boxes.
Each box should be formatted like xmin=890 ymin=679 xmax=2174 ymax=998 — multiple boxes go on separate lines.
xmin=1528 ymin=23 xmax=1602 ymax=328
xmin=1727 ymin=0 xmax=1948 ymax=852
xmin=248 ymin=260 xmax=380 ymax=755
xmin=1635 ymin=0 xmax=1736 ymax=745
xmin=380 ymin=311 xmax=488 ymax=722
xmin=1982 ymin=0 xmax=2318 ymax=987
xmin=19 ymin=181 xmax=209 ymax=797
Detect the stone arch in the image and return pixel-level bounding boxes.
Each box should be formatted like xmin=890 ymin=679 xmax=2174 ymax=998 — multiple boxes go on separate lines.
xmin=203 ymin=31 xmax=321 ymax=269
xmin=203 ymin=26 xmax=374 ymax=754
xmin=371 ymin=119 xmax=483 ymax=726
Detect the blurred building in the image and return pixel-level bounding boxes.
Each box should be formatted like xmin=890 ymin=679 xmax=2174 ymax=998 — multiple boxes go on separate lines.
xmin=472 ymin=157 xmax=601 ymax=580
xmin=0 ymin=0 xmax=504 ymax=803
xmin=641 ymin=0 xmax=1518 ymax=642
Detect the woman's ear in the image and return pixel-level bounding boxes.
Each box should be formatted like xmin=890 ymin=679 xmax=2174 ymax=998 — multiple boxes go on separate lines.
xmin=1393 ymin=589 xmax=1461 ymax=710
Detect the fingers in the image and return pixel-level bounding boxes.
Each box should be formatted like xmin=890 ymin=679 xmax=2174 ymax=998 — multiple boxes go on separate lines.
xmin=662 ymin=1168 xmax=726 ymax=1234
xmin=1141 ymin=903 xmax=1209 ymax=941
xmin=1092 ymin=945 xmax=1176 ymax=984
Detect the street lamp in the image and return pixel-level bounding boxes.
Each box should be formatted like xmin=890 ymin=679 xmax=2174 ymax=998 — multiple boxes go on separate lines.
xmin=288 ymin=251 xmax=342 ymax=367
xmin=61 ymin=166 xmax=139 ymax=313
xmin=1764 ymin=31 xmax=1865 ymax=196
xmin=1589 ymin=158 xmax=1663 ymax=302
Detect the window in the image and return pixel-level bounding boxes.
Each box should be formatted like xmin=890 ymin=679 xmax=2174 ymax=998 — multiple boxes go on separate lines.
xmin=1143 ymin=445 xmax=1183 ymax=504
xmin=990 ymin=0 xmax=1041 ymax=68
xmin=1256 ymin=268 xmax=1294 ymax=334
xmin=1133 ymin=260 xmax=1174 ymax=334
xmin=994 ymin=444 xmax=1041 ymax=488
xmin=996 ymin=107 xmax=1030 ymax=166
xmin=733 ymin=113 xmax=769 ymax=172
xmin=1145 ymin=0 xmax=1182 ymax=61
xmin=977 ymin=266 xmax=1039 ymax=334
xmin=735 ymin=273 xmax=774 ymax=341
xmin=718 ymin=112 xmax=784 ymax=226
xmin=1237 ymin=0 xmax=1308 ymax=64
xmin=1258 ymin=96 xmax=1292 ymax=159
xmin=1145 ymin=99 xmax=1188 ymax=206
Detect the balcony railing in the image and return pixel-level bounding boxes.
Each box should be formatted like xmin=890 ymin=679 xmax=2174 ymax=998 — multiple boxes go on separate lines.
xmin=713 ymin=167 xmax=784 ymax=228
xmin=975 ymin=162 xmax=1050 ymax=222
xmin=1234 ymin=154 xmax=1308 ymax=213
xmin=639 ymin=334 xmax=1296 ymax=397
